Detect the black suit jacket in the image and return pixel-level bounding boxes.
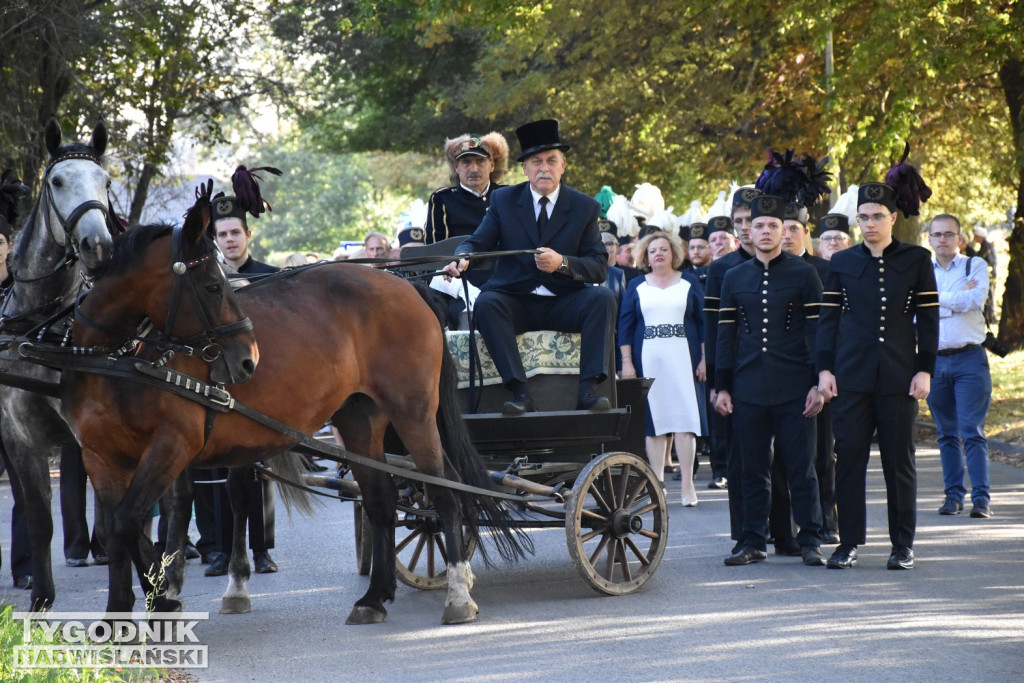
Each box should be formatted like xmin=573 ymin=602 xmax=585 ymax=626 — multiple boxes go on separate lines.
xmin=457 ymin=182 xmax=607 ymax=295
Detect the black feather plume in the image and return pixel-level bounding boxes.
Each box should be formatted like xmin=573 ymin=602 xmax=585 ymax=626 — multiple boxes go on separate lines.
xmin=884 ymin=143 xmax=931 ymax=217
xmin=754 ymin=149 xmax=805 ymax=202
xmin=797 ymin=154 xmax=833 ymax=208
xmin=0 ymin=169 xmax=30 ymax=226
xmin=231 ymin=165 xmax=283 ymax=218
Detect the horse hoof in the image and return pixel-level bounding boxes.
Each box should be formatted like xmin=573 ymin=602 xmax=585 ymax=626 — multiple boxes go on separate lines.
xmin=219 ymin=596 xmax=252 ymax=614
xmin=151 ymin=597 xmax=184 ymax=614
xmin=346 ymin=605 xmax=386 ymax=625
xmin=441 ymin=603 xmax=478 ymax=625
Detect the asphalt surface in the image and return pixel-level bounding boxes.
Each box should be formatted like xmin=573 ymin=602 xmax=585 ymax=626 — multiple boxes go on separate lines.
xmin=1 ymin=444 xmax=1022 ymax=682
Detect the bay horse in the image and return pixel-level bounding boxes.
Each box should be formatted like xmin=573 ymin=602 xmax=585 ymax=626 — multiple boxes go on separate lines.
xmin=0 ymin=119 xmax=119 ymax=609
xmin=63 ymin=202 xmax=529 ymax=624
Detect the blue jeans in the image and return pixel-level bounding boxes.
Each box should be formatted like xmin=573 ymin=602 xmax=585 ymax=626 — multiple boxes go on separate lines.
xmin=926 ymin=345 xmax=991 ymax=505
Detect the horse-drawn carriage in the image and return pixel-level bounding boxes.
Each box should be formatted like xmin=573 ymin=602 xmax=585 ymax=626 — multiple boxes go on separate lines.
xmin=0 ymin=122 xmax=667 ymax=626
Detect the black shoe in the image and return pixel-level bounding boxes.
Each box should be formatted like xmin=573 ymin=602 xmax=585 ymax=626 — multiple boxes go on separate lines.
xmin=827 ymin=545 xmax=858 ymax=569
xmin=887 ymin=546 xmax=915 ymax=570
xmin=970 ymin=503 xmax=992 ymax=519
xmin=802 ymin=546 xmax=827 ymax=566
xmin=204 ymin=553 xmax=229 ymax=577
xmin=576 ymin=393 xmax=611 ymax=411
xmin=13 ymin=575 xmax=32 ymax=590
xmin=938 ymin=497 xmax=963 ymax=515
xmin=774 ymin=540 xmax=802 ymax=557
xmin=185 ymin=542 xmax=201 ymax=560
xmin=821 ymin=530 xmax=841 ymax=545
xmin=724 ymin=546 xmax=768 ymax=566
xmin=66 ymin=557 xmax=88 ymax=568
xmin=501 ymin=396 xmax=535 ymax=415
xmin=708 ymin=477 xmax=728 ymax=489
xmin=253 ymin=551 xmax=278 ymax=574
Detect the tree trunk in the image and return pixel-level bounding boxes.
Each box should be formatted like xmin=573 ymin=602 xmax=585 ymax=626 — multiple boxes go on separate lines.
xmin=128 ymin=161 xmax=158 ymax=224
xmin=999 ymin=57 xmax=1024 ymax=349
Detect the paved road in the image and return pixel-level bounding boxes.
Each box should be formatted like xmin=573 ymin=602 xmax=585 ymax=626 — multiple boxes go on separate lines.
xmin=2 ymin=445 xmax=1022 ymax=682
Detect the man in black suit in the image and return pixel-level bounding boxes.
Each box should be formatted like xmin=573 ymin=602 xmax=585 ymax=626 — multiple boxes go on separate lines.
xmin=444 ymin=119 xmax=614 ymax=414
xmin=818 ymin=180 xmax=939 ymax=570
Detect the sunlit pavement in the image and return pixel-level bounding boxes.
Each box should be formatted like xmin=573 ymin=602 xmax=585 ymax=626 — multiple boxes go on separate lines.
xmin=2 ymin=444 xmax=1022 ymax=681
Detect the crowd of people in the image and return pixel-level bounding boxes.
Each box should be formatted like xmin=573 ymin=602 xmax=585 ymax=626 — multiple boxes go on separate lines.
xmin=0 ymin=118 xmax=1004 ymax=588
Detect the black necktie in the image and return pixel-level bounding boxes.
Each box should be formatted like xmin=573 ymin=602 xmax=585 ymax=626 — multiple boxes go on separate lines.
xmin=537 ymin=196 xmax=549 ymax=233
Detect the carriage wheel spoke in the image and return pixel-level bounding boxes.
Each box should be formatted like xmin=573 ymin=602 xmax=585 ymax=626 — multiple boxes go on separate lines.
xmin=434 ymin=534 xmax=449 ymax=567
xmin=587 ymin=532 xmax=612 ymax=566
xmin=580 ymin=526 xmax=608 ymax=543
xmin=580 ymin=508 xmax=610 ymax=524
xmin=637 ymin=528 xmax=660 ymax=540
xmin=602 ymin=466 xmax=620 ymax=508
xmin=588 ymin=484 xmax=613 ymax=515
xmin=617 ymin=539 xmax=633 ymax=581
xmin=624 ymin=536 xmax=651 ymax=567
xmin=396 ymin=527 xmax=420 ymax=553
xmin=407 ymin=533 xmax=428 ymax=572
xmin=602 ymin=536 xmax=617 ymax=580
xmin=624 ymin=476 xmax=648 ymax=509
xmin=631 ymin=501 xmax=659 ymax=516
xmin=614 ymin=464 xmax=632 ymax=508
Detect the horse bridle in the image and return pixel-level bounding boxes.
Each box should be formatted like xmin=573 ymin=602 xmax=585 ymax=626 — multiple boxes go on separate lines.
xmin=74 ymin=225 xmax=254 ymax=363
xmin=12 ymin=151 xmax=120 ymax=285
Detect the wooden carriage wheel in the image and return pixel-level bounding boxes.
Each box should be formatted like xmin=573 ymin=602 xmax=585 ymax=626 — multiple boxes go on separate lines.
xmin=394 ymin=489 xmax=477 ymax=590
xmin=565 ymin=452 xmax=668 ymax=595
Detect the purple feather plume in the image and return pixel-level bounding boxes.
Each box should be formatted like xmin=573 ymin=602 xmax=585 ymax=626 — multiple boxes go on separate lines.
xmin=754 ymin=149 xmax=806 ymax=202
xmin=884 ymin=143 xmax=931 ymax=217
xmin=231 ymin=165 xmax=283 ymax=218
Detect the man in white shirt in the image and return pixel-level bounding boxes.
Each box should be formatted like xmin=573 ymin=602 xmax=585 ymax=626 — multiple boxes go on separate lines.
xmin=926 ymin=214 xmax=993 ymax=519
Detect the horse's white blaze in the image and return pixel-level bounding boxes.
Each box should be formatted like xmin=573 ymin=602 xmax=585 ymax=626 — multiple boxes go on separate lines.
xmin=444 ymin=561 xmax=477 ymax=610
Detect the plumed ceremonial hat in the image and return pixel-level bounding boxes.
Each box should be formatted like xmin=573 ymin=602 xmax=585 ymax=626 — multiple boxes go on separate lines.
xmin=707 ymin=215 xmax=732 ymax=236
xmin=210 ymin=165 xmax=283 ymax=227
xmin=750 ymin=195 xmax=787 ymax=221
xmin=784 ymin=202 xmax=809 ymax=225
xmin=515 ymin=119 xmax=571 ymax=162
xmin=858 ymin=143 xmax=931 ymax=218
xmin=817 ymin=213 xmax=850 ymax=235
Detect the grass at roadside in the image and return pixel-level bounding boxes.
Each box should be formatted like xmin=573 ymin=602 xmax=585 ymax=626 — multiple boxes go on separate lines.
xmin=919 ymin=348 xmax=1024 ymax=447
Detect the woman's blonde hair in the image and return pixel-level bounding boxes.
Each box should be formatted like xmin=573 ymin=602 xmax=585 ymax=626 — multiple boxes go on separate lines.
xmin=635 ymin=230 xmax=685 ymax=272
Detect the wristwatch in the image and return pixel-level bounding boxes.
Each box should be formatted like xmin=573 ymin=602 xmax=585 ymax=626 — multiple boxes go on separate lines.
xmin=557 ymin=256 xmax=569 ymax=274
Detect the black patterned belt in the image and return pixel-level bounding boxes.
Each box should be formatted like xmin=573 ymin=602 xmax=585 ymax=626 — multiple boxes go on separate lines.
xmin=644 ymin=324 xmax=686 ymax=339
xmin=936 ymin=343 xmax=980 ymax=356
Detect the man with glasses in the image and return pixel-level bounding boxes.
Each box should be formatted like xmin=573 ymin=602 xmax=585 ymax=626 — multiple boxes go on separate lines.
xmin=817 ymin=213 xmax=853 ymax=261
xmin=926 ymin=215 xmax=993 ymax=519
xmin=817 ymin=181 xmax=939 ymax=570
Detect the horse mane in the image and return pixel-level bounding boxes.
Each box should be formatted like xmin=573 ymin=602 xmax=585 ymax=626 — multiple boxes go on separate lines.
xmin=94 ymin=223 xmax=178 ymax=280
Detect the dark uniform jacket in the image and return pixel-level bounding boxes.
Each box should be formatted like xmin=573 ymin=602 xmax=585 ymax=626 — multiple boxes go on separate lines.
xmin=687 ymin=263 xmax=709 ymax=289
xmin=716 ymin=252 xmax=822 ymax=405
xmin=457 ymin=182 xmax=607 ymax=294
xmin=801 ymin=251 xmax=829 ymax=285
xmin=425 ymin=184 xmax=501 ymax=244
xmin=816 ymin=240 xmax=939 ymax=395
xmin=237 ymin=255 xmax=279 ymax=274
xmin=704 ymin=248 xmax=753 ymax=389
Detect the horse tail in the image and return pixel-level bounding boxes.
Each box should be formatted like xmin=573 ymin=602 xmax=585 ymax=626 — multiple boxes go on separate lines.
xmin=411 ymin=281 xmax=533 ymax=564
xmin=264 ymin=450 xmax=319 ymax=517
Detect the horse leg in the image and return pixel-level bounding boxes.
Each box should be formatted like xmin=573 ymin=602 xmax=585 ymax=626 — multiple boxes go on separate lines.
xmin=430 ymin=485 xmax=477 ymax=625
xmin=339 ymin=400 xmax=397 ymax=625
xmin=0 ymin=436 xmax=56 ymax=610
xmin=220 ymin=466 xmax=253 ymax=614
xmin=161 ymin=474 xmax=194 ymax=604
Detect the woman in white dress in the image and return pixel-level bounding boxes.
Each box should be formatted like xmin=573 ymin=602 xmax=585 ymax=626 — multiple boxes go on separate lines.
xmin=619 ymin=231 xmax=707 ymax=505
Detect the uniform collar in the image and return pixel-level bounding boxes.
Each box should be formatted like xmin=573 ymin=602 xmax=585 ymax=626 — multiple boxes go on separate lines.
xmin=460 ymin=181 xmax=491 ymax=197
xmin=755 ymin=252 xmax=788 ymax=269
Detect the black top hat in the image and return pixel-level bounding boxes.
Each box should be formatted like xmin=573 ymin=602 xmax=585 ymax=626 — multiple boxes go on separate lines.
xmin=732 ymin=187 xmax=762 ymax=211
xmin=454 ymin=136 xmax=491 ymax=160
xmin=515 ymin=119 xmax=571 ymax=162
xmin=750 ymin=195 xmax=786 ymax=221
xmin=686 ymin=222 xmax=709 ymax=241
xmin=784 ymin=202 xmax=809 ymax=225
xmin=707 ymin=216 xmax=732 ymax=236
xmin=817 ymin=213 xmax=850 ymax=235
xmin=398 ymin=226 xmax=426 ymax=246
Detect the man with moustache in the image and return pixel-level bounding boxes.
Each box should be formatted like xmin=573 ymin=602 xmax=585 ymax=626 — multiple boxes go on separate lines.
xmin=818 ymin=170 xmax=939 ymax=571
xmin=444 ymin=119 xmax=614 ymax=414
xmin=715 ymin=195 xmax=826 ymax=567
xmin=425 ymin=132 xmax=509 ymax=244
xmin=817 ymin=213 xmax=853 ymax=261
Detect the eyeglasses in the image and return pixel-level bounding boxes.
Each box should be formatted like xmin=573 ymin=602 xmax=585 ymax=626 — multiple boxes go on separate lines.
xmin=856 ymin=213 xmax=891 ymax=225
xmin=929 ymin=231 xmax=958 ymax=241
xmin=820 ymin=235 xmax=848 ymax=243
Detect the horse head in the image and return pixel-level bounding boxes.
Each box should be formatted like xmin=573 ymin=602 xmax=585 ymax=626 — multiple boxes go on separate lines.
xmin=39 ymin=118 xmax=115 ymax=274
xmin=78 ymin=184 xmax=258 ymax=385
